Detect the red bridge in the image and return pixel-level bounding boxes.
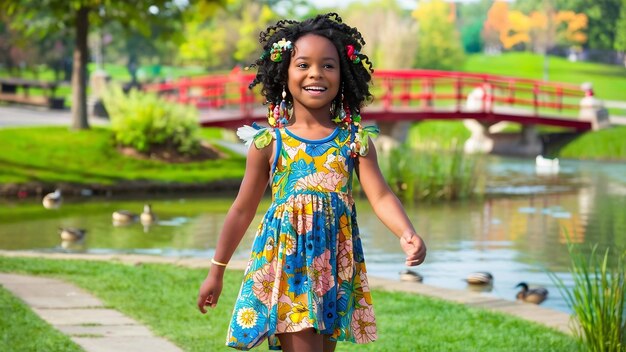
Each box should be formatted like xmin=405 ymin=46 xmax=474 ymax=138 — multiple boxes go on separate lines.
xmin=145 ymin=68 xmax=595 ymax=132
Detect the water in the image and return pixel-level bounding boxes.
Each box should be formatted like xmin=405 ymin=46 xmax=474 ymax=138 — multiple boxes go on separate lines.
xmin=1 ymin=156 xmax=624 ymax=313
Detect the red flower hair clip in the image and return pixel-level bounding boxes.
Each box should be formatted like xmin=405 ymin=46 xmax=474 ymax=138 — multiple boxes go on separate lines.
xmin=345 ymin=45 xmax=361 ymax=64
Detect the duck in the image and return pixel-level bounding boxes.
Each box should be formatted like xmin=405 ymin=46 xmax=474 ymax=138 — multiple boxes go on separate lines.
xmin=58 ymin=227 xmax=86 ymax=241
xmin=465 ymin=272 xmax=494 ymax=285
xmin=42 ymin=189 xmax=63 ymax=209
xmin=535 ymin=155 xmax=559 ymax=175
xmin=516 ymin=282 xmax=548 ymax=304
xmin=399 ymin=269 xmax=423 ymax=283
xmin=112 ymin=209 xmax=137 ymax=226
xmin=140 ymin=204 xmax=157 ymax=225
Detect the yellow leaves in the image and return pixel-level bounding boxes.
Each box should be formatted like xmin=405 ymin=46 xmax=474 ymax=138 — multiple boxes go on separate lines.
xmin=501 ymin=10 xmax=531 ymax=49
xmin=484 ymin=1 xmax=588 ymax=50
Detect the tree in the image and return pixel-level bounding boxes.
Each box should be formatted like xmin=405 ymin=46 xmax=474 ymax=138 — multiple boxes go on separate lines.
xmin=179 ymin=0 xmax=278 ymax=69
xmin=615 ymin=0 xmax=626 ymax=65
xmin=1 ymin=1 xmax=215 ymax=130
xmin=482 ymin=1 xmax=509 ymax=53
xmin=412 ymin=0 xmax=465 ymax=70
xmin=345 ymin=0 xmax=419 ymax=69
xmin=458 ymin=0 xmax=493 ymax=53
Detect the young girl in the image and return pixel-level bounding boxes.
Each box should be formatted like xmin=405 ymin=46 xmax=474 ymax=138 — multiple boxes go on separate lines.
xmin=197 ymin=13 xmax=426 ymax=352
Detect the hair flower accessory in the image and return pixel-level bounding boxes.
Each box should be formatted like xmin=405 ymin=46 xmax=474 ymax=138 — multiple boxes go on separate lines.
xmin=345 ymin=45 xmax=361 ymax=64
xmin=270 ymin=38 xmax=293 ymax=62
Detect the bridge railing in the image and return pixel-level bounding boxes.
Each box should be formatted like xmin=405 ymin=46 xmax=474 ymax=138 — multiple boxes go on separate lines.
xmin=145 ymin=68 xmax=585 ymax=120
xmin=371 ymin=70 xmax=583 ymax=117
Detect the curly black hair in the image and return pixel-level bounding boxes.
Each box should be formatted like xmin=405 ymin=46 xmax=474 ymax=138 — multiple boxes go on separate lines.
xmin=248 ymin=13 xmax=374 ymax=117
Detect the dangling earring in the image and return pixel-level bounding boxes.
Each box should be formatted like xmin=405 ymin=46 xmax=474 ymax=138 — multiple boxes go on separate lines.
xmin=277 ymin=86 xmax=290 ymax=127
xmin=267 ymin=86 xmax=290 ymax=128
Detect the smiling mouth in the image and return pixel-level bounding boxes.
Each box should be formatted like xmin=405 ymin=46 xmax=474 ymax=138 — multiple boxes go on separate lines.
xmin=303 ymin=86 xmax=327 ymax=92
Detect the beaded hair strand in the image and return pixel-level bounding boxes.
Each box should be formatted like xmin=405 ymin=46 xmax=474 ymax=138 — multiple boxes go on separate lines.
xmin=248 ymin=13 xmax=374 ymax=117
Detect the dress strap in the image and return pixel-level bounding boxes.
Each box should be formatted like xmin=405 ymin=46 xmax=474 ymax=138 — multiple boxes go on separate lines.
xmin=271 ymin=128 xmax=283 ymax=174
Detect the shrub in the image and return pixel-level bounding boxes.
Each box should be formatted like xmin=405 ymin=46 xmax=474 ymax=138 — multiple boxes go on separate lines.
xmin=102 ymin=86 xmax=201 ymax=155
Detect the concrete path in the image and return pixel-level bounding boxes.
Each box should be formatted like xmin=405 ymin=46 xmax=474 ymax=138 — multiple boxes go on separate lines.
xmin=0 ymin=106 xmax=110 ymax=128
xmin=0 ymin=272 xmax=182 ymax=352
xmin=0 ymin=250 xmax=573 ymax=347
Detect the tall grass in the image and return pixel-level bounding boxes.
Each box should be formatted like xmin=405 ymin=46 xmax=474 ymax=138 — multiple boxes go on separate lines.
xmin=377 ymin=140 xmax=484 ymax=202
xmin=550 ymin=243 xmax=626 ymax=352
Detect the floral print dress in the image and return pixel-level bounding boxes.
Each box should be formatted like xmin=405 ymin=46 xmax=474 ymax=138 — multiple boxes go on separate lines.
xmin=226 ymin=126 xmax=377 ymax=350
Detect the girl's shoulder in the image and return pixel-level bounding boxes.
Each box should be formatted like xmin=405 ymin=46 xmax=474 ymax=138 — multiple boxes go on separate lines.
xmin=236 ymin=123 xmax=276 ymax=149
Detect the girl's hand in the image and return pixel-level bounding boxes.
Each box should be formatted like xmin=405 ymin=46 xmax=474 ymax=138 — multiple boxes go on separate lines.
xmin=197 ymin=271 xmax=224 ymax=313
xmin=400 ymin=231 xmax=427 ymax=266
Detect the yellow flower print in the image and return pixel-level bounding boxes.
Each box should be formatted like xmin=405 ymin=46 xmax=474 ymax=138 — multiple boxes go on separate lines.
xmin=289 ymin=301 xmax=309 ymax=324
xmin=236 ymin=307 xmax=258 ymax=328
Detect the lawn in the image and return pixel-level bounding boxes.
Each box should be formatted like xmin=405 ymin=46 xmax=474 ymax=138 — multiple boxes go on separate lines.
xmin=0 ymin=127 xmax=245 ymax=185
xmin=0 ymin=256 xmax=578 ymax=352
xmin=463 ymin=52 xmax=626 ymax=102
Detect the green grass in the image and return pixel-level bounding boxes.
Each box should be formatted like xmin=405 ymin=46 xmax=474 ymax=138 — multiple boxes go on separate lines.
xmin=463 ymin=52 xmax=626 ymax=102
xmin=0 ymin=286 xmax=83 ymax=352
xmin=557 ymin=126 xmax=626 ymax=160
xmin=0 ymin=256 xmax=577 ymax=352
xmin=0 ymin=126 xmax=245 ymax=185
xmin=550 ymin=244 xmax=625 ymax=351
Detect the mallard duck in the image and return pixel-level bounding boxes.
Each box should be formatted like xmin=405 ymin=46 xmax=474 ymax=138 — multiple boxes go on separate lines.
xmin=399 ymin=269 xmax=423 ymax=283
xmin=465 ymin=272 xmax=494 ymax=285
xmin=112 ymin=210 xmax=137 ymax=226
xmin=140 ymin=204 xmax=157 ymax=225
xmin=42 ymin=189 xmax=63 ymax=209
xmin=516 ymin=282 xmax=548 ymax=304
xmin=58 ymin=227 xmax=86 ymax=241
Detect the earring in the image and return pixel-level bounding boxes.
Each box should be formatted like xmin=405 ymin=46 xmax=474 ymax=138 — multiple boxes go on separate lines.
xmin=267 ymin=86 xmax=290 ymax=128
xmin=277 ymin=86 xmax=289 ymax=127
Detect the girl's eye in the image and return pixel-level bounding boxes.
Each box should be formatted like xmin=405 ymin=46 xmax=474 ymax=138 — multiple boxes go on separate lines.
xmin=297 ymin=63 xmax=308 ymax=69
xmin=324 ymin=64 xmax=335 ymax=69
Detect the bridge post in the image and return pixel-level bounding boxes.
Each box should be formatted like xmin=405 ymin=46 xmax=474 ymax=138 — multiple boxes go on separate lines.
xmin=579 ymin=83 xmax=610 ymax=130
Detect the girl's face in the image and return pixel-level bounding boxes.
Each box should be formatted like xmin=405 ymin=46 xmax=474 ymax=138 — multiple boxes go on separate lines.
xmin=287 ymin=34 xmax=340 ymax=116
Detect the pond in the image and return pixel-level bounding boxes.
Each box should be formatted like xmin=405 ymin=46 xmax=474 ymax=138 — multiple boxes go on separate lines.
xmin=1 ymin=155 xmax=624 ymax=313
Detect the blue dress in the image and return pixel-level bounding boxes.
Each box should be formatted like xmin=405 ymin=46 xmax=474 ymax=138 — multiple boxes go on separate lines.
xmin=226 ymin=126 xmax=377 ymax=350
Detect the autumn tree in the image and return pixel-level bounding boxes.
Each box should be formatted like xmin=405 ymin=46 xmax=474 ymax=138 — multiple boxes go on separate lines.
xmin=1 ymin=1 xmax=212 ymax=130
xmin=412 ymin=0 xmax=465 ymax=70
xmin=482 ymin=1 xmax=509 ymax=53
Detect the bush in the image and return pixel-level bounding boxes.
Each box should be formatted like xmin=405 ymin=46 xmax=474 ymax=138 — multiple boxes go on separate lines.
xmin=102 ymin=86 xmax=201 ymax=155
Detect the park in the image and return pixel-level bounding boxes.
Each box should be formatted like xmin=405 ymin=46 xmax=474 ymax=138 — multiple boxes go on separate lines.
xmin=1 ymin=1 xmax=625 ymax=351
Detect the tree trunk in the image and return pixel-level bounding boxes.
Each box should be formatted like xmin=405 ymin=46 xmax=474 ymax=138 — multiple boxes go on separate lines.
xmin=71 ymin=6 xmax=90 ymax=130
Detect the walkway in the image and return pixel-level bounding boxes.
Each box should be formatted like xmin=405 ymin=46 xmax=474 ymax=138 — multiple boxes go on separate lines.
xmin=0 ymin=105 xmax=109 ymax=128
xmin=0 ymin=251 xmax=573 ymax=352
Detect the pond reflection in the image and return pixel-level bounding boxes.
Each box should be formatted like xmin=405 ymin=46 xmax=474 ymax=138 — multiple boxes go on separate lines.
xmin=0 ymin=156 xmax=624 ymax=313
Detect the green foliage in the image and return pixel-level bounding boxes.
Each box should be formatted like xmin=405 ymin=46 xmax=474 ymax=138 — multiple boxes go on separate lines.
xmin=0 ymin=288 xmax=83 ymax=352
xmin=0 ymin=256 xmax=577 ymax=351
xmin=615 ymin=0 xmax=626 ymax=52
xmin=549 ymin=243 xmax=625 ymax=351
xmin=412 ymin=0 xmax=466 ymax=70
xmin=103 ymin=86 xmax=202 ymax=155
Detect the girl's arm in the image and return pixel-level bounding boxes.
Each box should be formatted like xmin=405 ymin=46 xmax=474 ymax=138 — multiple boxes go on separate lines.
xmin=357 ymin=139 xmax=427 ymax=266
xmin=198 ymin=142 xmax=271 ymax=313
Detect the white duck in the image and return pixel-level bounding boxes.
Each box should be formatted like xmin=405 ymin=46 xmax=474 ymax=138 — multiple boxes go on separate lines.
xmin=140 ymin=204 xmax=157 ymax=226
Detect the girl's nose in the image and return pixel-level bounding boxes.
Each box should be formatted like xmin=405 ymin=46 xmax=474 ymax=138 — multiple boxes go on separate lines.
xmin=308 ymin=66 xmax=322 ymax=79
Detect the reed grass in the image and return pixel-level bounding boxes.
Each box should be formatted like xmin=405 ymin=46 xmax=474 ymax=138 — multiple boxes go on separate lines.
xmin=549 ymin=243 xmax=626 ymax=352
xmin=377 ymin=140 xmax=484 ymax=202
